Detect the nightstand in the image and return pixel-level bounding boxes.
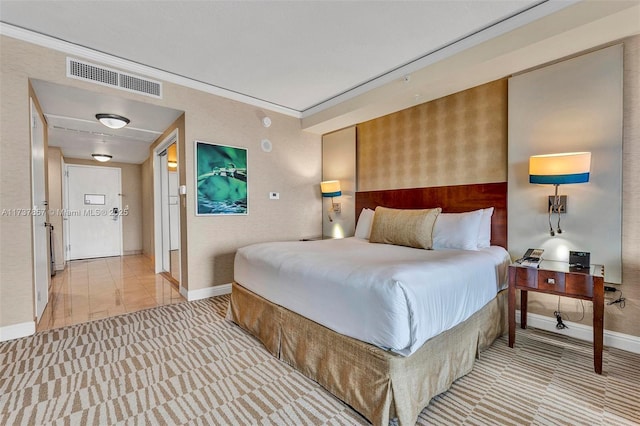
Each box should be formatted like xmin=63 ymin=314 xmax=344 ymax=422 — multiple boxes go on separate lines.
xmin=508 ymin=260 xmax=605 ymax=374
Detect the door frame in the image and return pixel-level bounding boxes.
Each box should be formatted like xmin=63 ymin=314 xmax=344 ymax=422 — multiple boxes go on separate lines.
xmin=30 ymin=97 xmax=49 ymax=322
xmin=153 ymin=129 xmax=180 ymax=278
xmin=63 ymin=164 xmax=123 ymax=259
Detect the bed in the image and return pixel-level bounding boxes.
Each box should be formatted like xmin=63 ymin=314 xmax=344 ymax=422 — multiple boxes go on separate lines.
xmin=228 ymin=182 xmax=509 ymax=425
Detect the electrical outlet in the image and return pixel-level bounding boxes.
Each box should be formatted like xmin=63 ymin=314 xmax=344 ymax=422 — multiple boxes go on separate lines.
xmin=269 ymin=192 xmax=279 ymax=200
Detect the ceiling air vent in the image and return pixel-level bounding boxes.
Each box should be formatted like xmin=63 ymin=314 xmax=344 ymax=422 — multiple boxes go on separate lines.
xmin=66 ymin=57 xmax=162 ymax=99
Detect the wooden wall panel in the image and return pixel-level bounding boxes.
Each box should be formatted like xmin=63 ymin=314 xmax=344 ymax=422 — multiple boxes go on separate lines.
xmin=357 ymin=79 xmax=507 ymax=191
xmin=356 ymin=182 xmax=507 ymax=248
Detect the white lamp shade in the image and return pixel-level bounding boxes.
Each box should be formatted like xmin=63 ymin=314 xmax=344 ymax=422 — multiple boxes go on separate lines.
xmin=92 ymin=153 xmax=112 ymax=162
xmin=96 ymin=114 xmax=130 ymax=129
xmin=320 ymin=180 xmax=341 ymax=197
xmin=529 ymin=152 xmax=591 ymax=184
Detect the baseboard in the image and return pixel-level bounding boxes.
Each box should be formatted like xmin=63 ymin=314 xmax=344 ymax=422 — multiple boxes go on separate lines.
xmin=516 ymin=310 xmax=640 ymax=354
xmin=123 ymin=250 xmax=142 ymax=256
xmin=0 ymin=321 xmax=36 ymax=342
xmin=181 ymin=283 xmax=232 ymax=302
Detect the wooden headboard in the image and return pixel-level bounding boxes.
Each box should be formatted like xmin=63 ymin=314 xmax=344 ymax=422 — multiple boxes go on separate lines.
xmin=355 ymin=182 xmax=508 ymax=249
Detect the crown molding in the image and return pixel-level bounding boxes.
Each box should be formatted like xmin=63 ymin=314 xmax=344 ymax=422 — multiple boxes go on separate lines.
xmin=0 ymin=23 xmax=301 ymax=118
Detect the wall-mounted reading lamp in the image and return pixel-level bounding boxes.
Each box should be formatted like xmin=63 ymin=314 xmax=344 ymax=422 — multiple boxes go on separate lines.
xmin=529 ymin=152 xmax=591 ymax=236
xmin=320 ymin=180 xmax=341 ymax=222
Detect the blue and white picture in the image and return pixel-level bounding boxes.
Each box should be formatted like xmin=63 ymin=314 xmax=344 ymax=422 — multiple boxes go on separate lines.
xmin=196 ymin=141 xmax=248 ymax=215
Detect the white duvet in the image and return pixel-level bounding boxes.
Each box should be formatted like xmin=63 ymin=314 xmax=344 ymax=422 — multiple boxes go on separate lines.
xmin=234 ymin=237 xmax=510 ymax=356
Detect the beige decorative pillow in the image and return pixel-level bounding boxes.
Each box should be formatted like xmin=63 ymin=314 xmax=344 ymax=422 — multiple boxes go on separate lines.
xmin=369 ymin=206 xmax=442 ymax=249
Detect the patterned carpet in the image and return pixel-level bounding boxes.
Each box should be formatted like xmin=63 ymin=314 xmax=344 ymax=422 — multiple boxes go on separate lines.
xmin=1 ymin=295 xmax=638 ymax=425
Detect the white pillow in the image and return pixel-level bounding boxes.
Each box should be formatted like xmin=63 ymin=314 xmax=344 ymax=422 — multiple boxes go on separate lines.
xmin=477 ymin=207 xmax=494 ymax=248
xmin=354 ymin=208 xmax=375 ymax=239
xmin=432 ymin=209 xmax=484 ymax=251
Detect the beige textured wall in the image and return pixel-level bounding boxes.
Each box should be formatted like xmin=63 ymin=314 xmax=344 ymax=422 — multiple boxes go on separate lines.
xmin=141 ymin=157 xmax=153 ymax=259
xmin=0 ymin=35 xmax=321 ymax=330
xmin=47 ymin=147 xmax=65 ymax=270
xmin=357 ymin=79 xmax=507 ymax=191
xmin=620 ymin=36 xmax=640 ymax=337
xmin=182 ymin=108 xmax=321 ymax=289
xmin=1 ymin=63 xmax=34 ymax=324
xmin=64 ymin=158 xmax=143 ymax=254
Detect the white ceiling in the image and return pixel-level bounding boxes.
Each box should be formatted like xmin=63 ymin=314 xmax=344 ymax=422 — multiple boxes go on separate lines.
xmin=2 ymin=0 xmax=542 ymax=112
xmin=2 ymin=1 xmax=639 ymax=163
xmin=30 ymin=80 xmax=183 ymax=164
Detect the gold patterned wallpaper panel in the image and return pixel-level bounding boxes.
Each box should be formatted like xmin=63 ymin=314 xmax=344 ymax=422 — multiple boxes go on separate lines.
xmin=357 ymin=79 xmax=507 ymax=191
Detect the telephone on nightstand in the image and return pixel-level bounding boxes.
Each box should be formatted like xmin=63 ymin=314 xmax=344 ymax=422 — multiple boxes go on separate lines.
xmin=516 ymin=248 xmax=544 ymax=268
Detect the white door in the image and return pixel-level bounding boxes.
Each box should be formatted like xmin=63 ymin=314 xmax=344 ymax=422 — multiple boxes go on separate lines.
xmin=66 ymin=165 xmax=123 ymax=260
xmin=30 ymin=99 xmax=49 ymax=321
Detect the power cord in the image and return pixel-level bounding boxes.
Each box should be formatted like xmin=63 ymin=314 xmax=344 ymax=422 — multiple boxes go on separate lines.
xmin=554 ymin=311 xmax=567 ymax=329
xmin=554 ymin=297 xmax=585 ymax=329
xmin=553 ymin=289 xmax=626 ymax=331
xmin=607 ymin=289 xmax=626 ymax=309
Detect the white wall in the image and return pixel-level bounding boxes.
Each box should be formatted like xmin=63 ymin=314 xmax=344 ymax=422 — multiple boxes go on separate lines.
xmin=508 ymin=45 xmax=623 ymax=283
xmin=322 ymin=127 xmax=356 ymax=238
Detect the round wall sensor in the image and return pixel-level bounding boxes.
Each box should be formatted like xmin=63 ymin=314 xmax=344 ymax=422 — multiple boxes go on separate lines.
xmin=262 ymin=117 xmax=272 ymax=128
xmin=261 ymin=139 xmax=272 ymax=153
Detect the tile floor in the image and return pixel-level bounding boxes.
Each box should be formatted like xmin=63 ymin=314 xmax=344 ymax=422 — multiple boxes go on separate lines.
xmin=37 ymin=255 xmax=185 ymax=332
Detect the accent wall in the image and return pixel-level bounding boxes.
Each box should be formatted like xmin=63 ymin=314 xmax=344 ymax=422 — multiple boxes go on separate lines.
xmin=357 ymin=79 xmax=507 ymax=191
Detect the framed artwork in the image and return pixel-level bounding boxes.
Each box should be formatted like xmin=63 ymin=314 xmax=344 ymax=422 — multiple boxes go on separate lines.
xmin=195 ymin=140 xmax=248 ymax=215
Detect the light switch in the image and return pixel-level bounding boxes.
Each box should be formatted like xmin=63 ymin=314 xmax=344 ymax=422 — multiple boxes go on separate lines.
xmin=269 ymin=192 xmax=279 ymax=200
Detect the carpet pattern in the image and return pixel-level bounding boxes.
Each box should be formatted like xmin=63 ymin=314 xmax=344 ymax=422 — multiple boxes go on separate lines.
xmin=1 ymin=295 xmax=639 ymax=425
xmin=417 ymin=329 xmax=640 ymax=426
xmin=0 ymin=296 xmax=364 ymax=425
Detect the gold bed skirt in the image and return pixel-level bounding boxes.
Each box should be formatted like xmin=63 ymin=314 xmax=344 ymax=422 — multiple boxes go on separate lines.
xmin=228 ymin=282 xmax=507 ymax=426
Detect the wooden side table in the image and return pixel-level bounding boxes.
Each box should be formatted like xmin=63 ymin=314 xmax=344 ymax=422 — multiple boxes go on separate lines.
xmin=508 ymin=260 xmax=605 ymax=374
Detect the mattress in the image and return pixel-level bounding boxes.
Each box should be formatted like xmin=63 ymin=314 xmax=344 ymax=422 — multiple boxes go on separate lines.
xmin=234 ymin=237 xmax=510 ymax=356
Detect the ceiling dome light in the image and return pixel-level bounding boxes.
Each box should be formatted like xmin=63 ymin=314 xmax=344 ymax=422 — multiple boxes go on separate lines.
xmin=95 ymin=113 xmax=130 ymax=129
xmin=92 ymin=153 xmax=113 ymax=162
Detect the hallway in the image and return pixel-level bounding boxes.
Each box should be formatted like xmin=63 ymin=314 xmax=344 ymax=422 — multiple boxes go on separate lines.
xmin=37 ymin=255 xmax=184 ymax=332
